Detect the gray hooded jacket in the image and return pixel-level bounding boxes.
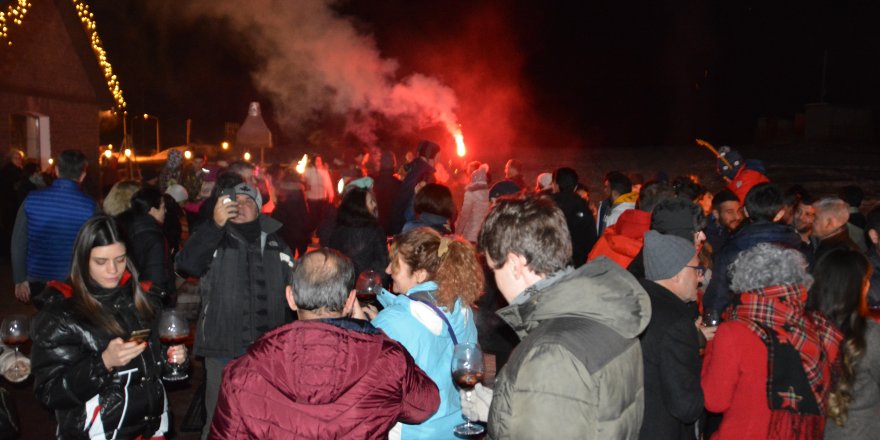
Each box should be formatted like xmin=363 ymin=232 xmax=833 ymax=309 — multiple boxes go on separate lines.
xmin=489 ymin=257 xmax=652 ymax=439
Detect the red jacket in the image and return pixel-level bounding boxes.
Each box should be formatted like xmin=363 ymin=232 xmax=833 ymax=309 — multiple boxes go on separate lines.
xmin=588 ymin=209 xmax=650 ymax=268
xmin=701 ymin=321 xmax=837 ymax=440
xmin=209 ymin=318 xmax=440 ymax=439
xmin=727 ymin=167 xmax=769 ymax=203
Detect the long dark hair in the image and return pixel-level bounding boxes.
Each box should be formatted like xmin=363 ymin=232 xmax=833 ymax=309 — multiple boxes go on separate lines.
xmin=336 ymin=188 xmax=377 ymax=227
xmin=69 ymin=215 xmax=155 ymax=337
xmin=807 ymin=249 xmax=871 ymax=426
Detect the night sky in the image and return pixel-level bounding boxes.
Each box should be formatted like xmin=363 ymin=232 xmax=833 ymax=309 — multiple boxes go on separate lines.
xmin=88 ymin=0 xmax=880 ymax=158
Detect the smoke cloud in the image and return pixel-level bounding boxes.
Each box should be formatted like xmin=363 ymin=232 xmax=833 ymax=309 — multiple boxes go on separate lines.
xmin=176 ymin=0 xmax=462 ymax=146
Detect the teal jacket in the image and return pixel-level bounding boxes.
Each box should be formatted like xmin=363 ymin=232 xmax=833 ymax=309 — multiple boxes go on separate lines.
xmin=372 ymin=281 xmax=478 ymax=439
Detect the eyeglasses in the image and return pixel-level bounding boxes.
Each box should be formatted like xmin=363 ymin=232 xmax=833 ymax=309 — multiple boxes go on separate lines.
xmin=685 ymin=265 xmax=706 ymax=276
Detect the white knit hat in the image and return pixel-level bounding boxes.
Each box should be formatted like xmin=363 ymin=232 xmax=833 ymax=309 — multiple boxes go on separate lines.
xmin=165 ymin=184 xmax=189 ymax=203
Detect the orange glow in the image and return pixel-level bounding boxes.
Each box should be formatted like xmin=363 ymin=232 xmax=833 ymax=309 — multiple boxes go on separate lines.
xmin=103 ymin=150 xmax=112 ymax=159
xmin=243 ymin=152 xmax=252 ymax=162
xmin=184 ymin=150 xmax=192 ymax=159
xmin=221 ymin=141 xmax=229 ymax=150
xmin=124 ymin=148 xmax=132 ymax=157
xmin=452 ymin=127 xmax=466 ymax=157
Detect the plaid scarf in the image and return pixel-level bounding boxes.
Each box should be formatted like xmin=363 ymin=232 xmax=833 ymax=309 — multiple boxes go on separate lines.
xmin=730 ymin=284 xmax=842 ymax=439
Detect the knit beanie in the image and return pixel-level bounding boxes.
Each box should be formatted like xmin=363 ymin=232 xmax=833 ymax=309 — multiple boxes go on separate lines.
xmin=717 ymin=146 xmax=744 ymax=180
xmin=232 ymin=182 xmax=263 ymax=211
xmin=643 ymin=230 xmax=695 ymax=281
xmin=651 ymin=197 xmax=704 ymax=242
xmin=490 ymin=180 xmax=521 ymax=200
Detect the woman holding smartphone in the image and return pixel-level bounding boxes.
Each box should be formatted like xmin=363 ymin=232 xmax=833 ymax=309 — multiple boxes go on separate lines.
xmin=31 ymin=215 xmax=185 ymax=439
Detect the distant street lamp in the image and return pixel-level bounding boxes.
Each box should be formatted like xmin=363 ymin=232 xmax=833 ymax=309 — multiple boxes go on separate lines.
xmin=143 ymin=113 xmax=161 ymax=154
xmin=221 ymin=141 xmax=230 ymax=150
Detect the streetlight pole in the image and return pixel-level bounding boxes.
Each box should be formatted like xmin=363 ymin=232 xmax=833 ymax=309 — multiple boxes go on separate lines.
xmin=144 ymin=114 xmax=160 ymax=155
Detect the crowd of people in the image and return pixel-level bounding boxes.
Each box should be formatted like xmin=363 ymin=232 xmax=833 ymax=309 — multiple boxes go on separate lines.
xmin=0 ymin=141 xmax=878 ymax=440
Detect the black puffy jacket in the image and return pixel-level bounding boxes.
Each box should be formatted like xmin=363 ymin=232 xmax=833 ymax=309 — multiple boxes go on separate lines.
xmin=124 ymin=213 xmax=175 ymax=305
xmin=30 ymin=275 xmax=168 ymax=439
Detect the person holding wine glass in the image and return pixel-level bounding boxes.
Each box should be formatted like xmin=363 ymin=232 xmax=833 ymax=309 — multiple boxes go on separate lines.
xmin=368 ymin=227 xmax=484 ymax=439
xmin=30 ymin=215 xmax=186 ymax=439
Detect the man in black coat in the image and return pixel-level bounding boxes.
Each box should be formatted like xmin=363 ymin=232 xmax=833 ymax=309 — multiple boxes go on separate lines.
xmin=550 ymin=167 xmax=597 ymax=267
xmin=813 ymin=197 xmax=861 ymax=263
xmin=638 ymin=231 xmax=711 ymax=440
xmin=175 ymin=182 xmax=293 ymax=439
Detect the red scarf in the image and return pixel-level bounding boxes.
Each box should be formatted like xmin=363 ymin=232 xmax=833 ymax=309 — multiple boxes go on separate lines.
xmin=730 ymin=284 xmax=842 ymax=439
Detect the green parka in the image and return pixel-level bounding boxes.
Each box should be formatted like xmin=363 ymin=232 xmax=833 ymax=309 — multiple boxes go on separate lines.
xmin=488 ymin=257 xmax=652 ymax=439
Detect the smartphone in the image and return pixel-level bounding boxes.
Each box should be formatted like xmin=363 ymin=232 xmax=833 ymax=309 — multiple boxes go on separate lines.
xmin=128 ymin=329 xmax=151 ymax=343
xmin=221 ymin=188 xmax=236 ymax=203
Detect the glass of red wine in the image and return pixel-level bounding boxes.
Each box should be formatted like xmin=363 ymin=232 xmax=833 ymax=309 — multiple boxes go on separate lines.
xmin=158 ymin=310 xmax=190 ymax=382
xmin=355 ymin=270 xmax=382 ymax=307
xmin=451 ymin=342 xmax=485 ymax=437
xmin=1 ymin=315 xmax=29 ymax=376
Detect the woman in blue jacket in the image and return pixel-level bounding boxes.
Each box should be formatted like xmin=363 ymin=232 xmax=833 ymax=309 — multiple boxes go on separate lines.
xmin=371 ymin=227 xmax=484 ymax=439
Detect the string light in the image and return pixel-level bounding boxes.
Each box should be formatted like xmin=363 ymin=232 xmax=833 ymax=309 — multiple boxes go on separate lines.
xmin=2 ymin=2 xmax=125 ymax=108
xmin=1 ymin=1 xmax=32 ymax=43
xmin=71 ymin=0 xmax=126 ymax=109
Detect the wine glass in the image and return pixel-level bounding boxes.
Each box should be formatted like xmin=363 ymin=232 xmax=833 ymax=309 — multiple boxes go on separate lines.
xmin=451 ymin=342 xmax=485 ymax=436
xmin=158 ymin=310 xmax=190 ymax=382
xmin=355 ymin=270 xmax=382 ymax=307
xmin=1 ymin=315 xmax=29 ymax=376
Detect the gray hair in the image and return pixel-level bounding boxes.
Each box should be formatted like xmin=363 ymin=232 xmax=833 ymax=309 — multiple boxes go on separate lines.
xmin=730 ymin=243 xmax=812 ymax=293
xmin=290 ymin=248 xmax=355 ymax=312
xmin=813 ymin=197 xmax=849 ymax=226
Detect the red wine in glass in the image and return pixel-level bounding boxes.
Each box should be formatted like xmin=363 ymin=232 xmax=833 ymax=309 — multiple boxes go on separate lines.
xmin=1 ymin=335 xmax=29 ymax=346
xmin=451 ymin=343 xmax=486 ymax=436
xmin=158 ymin=310 xmax=190 ymax=382
xmin=453 ymin=369 xmax=483 ymax=391
xmin=159 ymin=335 xmax=189 ymax=346
xmin=1 ymin=315 xmax=30 ymax=377
xmin=355 ymin=270 xmax=382 ymax=304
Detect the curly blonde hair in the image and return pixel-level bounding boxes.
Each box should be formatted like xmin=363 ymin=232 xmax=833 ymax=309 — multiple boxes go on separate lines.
xmin=390 ymin=228 xmax=483 ymax=309
xmin=103 ymin=180 xmax=140 ymax=216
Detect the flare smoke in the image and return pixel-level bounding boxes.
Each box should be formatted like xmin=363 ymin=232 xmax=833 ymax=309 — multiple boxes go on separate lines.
xmin=179 ymin=0 xmax=461 ymax=145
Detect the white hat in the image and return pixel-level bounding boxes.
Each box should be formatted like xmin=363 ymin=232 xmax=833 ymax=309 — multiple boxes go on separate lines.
xmin=165 ymin=184 xmax=189 ymax=203
xmin=536 ymin=172 xmax=553 ymax=190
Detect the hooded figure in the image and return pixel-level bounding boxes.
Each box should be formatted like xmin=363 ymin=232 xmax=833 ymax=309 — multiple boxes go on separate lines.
xmin=455 ymin=164 xmax=490 ymax=242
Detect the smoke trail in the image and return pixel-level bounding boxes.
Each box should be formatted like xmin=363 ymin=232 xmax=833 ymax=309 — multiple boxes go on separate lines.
xmin=177 ymin=0 xmax=461 ymax=145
